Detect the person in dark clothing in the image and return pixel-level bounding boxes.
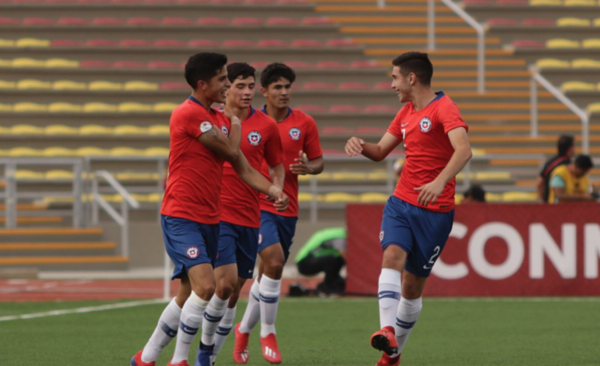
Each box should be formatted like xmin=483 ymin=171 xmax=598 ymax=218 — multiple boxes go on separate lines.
xmin=463 ymin=185 xmax=486 ymax=203
xmin=537 ymin=135 xmax=575 ymax=202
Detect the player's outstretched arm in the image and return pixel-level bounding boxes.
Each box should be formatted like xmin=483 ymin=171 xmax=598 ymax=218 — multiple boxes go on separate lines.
xmin=233 ymin=152 xmax=290 ymax=211
xmin=197 ymin=117 xmax=241 ymax=163
xmin=345 ymin=132 xmax=401 ymax=162
xmin=290 ymin=151 xmax=324 ymax=175
xmin=414 ymin=127 xmax=472 ymax=206
xmin=269 ymin=163 xmax=285 ymax=189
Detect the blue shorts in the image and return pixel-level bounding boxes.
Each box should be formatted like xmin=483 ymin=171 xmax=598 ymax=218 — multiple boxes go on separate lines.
xmin=380 ymin=196 xmax=454 ymax=278
xmin=215 ymin=221 xmax=260 ymax=279
xmin=258 ymin=210 xmax=298 ymax=263
xmin=161 ymin=215 xmax=220 ymax=280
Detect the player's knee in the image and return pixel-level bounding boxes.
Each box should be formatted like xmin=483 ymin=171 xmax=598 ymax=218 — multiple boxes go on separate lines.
xmin=264 ymin=259 xmax=284 ymax=278
xmin=192 ymin=282 xmax=215 ymax=300
xmin=216 ymin=281 xmax=235 ymax=299
xmin=382 ymin=246 xmax=405 ymax=270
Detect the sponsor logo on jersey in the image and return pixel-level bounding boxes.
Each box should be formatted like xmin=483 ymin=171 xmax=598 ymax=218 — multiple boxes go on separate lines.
xmin=222 ymin=125 xmax=229 ymax=137
xmin=419 ymin=117 xmax=432 ymax=133
xmin=200 ymin=121 xmax=212 ymax=133
xmin=248 ymin=131 xmax=262 ymax=145
xmin=186 ymin=246 xmax=200 ymax=259
xmin=379 ymin=230 xmax=385 ymax=242
xmin=289 ymin=127 xmax=301 ymax=140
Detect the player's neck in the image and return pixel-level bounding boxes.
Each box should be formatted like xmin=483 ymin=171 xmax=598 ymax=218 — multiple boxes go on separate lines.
xmin=265 ymin=104 xmax=288 ymax=123
xmin=191 ymin=91 xmax=213 ymax=110
xmin=229 ymin=105 xmax=250 ymax=121
xmin=411 ymin=88 xmax=438 ymax=112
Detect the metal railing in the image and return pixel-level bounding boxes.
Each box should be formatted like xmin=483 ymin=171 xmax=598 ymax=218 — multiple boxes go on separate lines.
xmin=529 ymin=67 xmax=590 ymax=154
xmin=0 ymin=158 xmax=83 ymax=228
xmin=91 ymin=170 xmax=140 ymax=258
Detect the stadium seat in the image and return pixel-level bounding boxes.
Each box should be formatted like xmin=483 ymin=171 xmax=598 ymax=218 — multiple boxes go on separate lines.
xmin=11 ymin=58 xmax=45 ymax=67
xmin=83 ymin=102 xmax=117 ymax=112
xmin=583 ymin=39 xmax=600 ymax=48
xmin=160 ymin=82 xmax=187 ymax=90
xmin=315 ymin=61 xmax=347 ymax=69
xmin=359 ymin=192 xmax=388 ymax=203
xmin=120 ymin=39 xmax=152 ymax=47
xmin=297 ymin=192 xmax=314 ymax=202
xmin=284 ymin=61 xmax=313 ymax=68
xmin=80 ymin=60 xmax=112 ymax=68
xmin=23 ymin=17 xmax=54 ymax=25
xmin=16 ymin=38 xmax=50 ymax=47
xmin=291 ymin=39 xmax=323 ymax=47
xmin=339 ymin=82 xmax=371 ymax=90
xmin=572 ymin=59 xmax=600 ymax=68
xmin=86 ymin=39 xmax=118 ymax=47
xmin=462 ymin=0 xmax=493 ymax=4
xmin=331 ymin=172 xmax=367 ymax=180
xmin=529 ymin=0 xmax=561 ymax=5
xmin=564 ymin=0 xmax=595 ymax=5
xmin=350 ymin=60 xmax=379 ymax=68
xmin=145 ymin=147 xmax=169 ymax=156
xmin=365 ymin=105 xmax=396 ymax=113
xmin=0 ymin=39 xmax=15 ymax=47
xmin=321 ymin=127 xmax=354 ymax=135
xmin=162 ymin=17 xmax=194 ymax=25
xmin=594 ymin=18 xmax=600 ymax=27
xmin=587 ymin=103 xmax=600 ymax=113
xmin=113 ymin=125 xmax=148 ymax=134
xmin=48 ymin=102 xmax=83 ymax=112
xmin=0 ymin=80 xmax=15 ymax=89
xmin=535 ymin=58 xmax=570 ymax=68
xmin=512 ymin=40 xmax=545 ymax=47
xmin=266 ymin=18 xmax=298 ymax=25
xmin=232 ymin=17 xmax=263 ymax=25
xmin=546 ymin=39 xmax=580 ymax=48
xmin=45 ymin=125 xmax=78 ymax=134
xmin=148 ymin=125 xmax=169 ymax=134
xmin=356 ymin=127 xmax=386 ymax=134
xmin=123 ymin=81 xmax=158 ymax=90
xmin=127 ymin=17 xmax=159 ymax=25
xmin=486 ymin=18 xmax=519 ymax=26
xmin=46 ymin=58 xmax=79 ymax=68
xmin=326 ymin=39 xmax=355 ymax=47
xmin=323 ymin=192 xmax=359 ymax=203
xmin=522 ymin=18 xmax=554 ymax=26
xmin=223 ymin=40 xmax=254 ymax=47
xmin=0 ymin=18 xmax=20 ymax=25
xmin=154 ymin=102 xmax=178 ymax=112
xmin=113 ymin=61 xmax=145 ymax=68
xmin=301 ymin=17 xmax=332 ymax=25
xmin=197 ymin=18 xmax=228 ymax=25
xmin=8 ymin=147 xmax=40 ymax=157
xmin=330 ymin=105 xmax=362 ymax=113
xmin=303 ymin=82 xmax=336 ymax=90
xmin=111 ymin=147 xmax=144 ymax=156
xmin=502 ymin=192 xmax=537 ymax=202
xmin=17 ymin=79 xmax=51 ymax=89
xmin=57 ymin=17 xmax=89 ymax=25
xmin=89 ymin=81 xmax=122 ymax=90
xmin=557 ymin=17 xmax=591 ymax=26
xmin=43 ymin=147 xmax=74 ymax=157
xmin=189 ymin=39 xmax=220 ymax=47
xmin=11 ymin=124 xmax=44 ymax=134
xmin=45 ymin=170 xmax=75 ymax=180
xmin=52 ymin=80 xmax=86 ymax=90
xmin=249 ymin=61 xmax=269 ymax=68
xmin=118 ymin=102 xmax=152 ymax=112
xmin=148 ymin=61 xmax=182 ymax=68
xmin=257 ymin=39 xmax=289 ymax=47
xmin=80 ymin=125 xmax=113 ymax=134
xmin=0 ymin=104 xmax=12 ymax=112
xmin=295 ymin=105 xmax=327 ymax=113
xmin=51 ymin=40 xmax=83 ymax=47
xmin=92 ymin=17 xmax=125 ymax=25
xmin=155 ymin=39 xmax=187 ymax=47
xmin=15 ymin=170 xmax=44 ymax=180
xmin=496 ymin=0 xmax=527 ymax=4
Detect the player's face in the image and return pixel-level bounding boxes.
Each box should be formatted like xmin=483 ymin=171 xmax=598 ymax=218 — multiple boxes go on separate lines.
xmin=261 ymin=77 xmax=292 ymax=110
xmin=201 ymin=67 xmax=230 ymax=104
xmin=391 ymin=66 xmax=412 ymax=103
xmin=573 ymin=167 xmax=589 ymax=178
xmin=227 ymin=76 xmax=255 ymax=109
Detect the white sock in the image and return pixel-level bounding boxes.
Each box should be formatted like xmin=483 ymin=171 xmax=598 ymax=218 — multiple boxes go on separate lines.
xmin=141 ymin=298 xmax=182 ymax=363
xmin=394 ymin=296 xmax=423 ymax=354
xmin=171 ymin=292 xmax=208 ymax=364
xmin=201 ymin=294 xmax=229 ymax=346
xmin=239 ymin=279 xmax=261 ymax=334
xmin=213 ymin=306 xmax=237 ymax=356
xmin=259 ymin=275 xmax=281 ymax=338
xmin=378 ymin=268 xmax=401 ymax=329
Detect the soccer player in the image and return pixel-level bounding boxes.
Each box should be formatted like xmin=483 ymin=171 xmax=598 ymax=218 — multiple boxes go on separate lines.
xmin=345 ymin=52 xmax=472 ymax=366
xmin=233 ymin=62 xmax=325 ymax=364
xmin=209 ymin=62 xmax=285 ymax=364
xmin=131 ymin=53 xmax=288 ymax=366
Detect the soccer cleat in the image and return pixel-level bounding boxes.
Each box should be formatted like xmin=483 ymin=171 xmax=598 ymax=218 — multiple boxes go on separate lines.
xmin=370 ymin=326 xmax=399 ymax=356
xmin=260 ymin=333 xmax=282 ymax=364
xmin=232 ymin=323 xmax=250 ymax=364
xmin=167 ymin=359 xmax=190 ymax=366
xmin=130 ymin=350 xmax=155 ymax=366
xmin=194 ymin=342 xmax=214 ymax=366
xmin=375 ymin=353 xmax=401 ymax=366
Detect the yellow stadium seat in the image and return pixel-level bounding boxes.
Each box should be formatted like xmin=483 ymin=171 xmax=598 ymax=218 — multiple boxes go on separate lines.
xmin=148 ymin=125 xmax=170 ymax=135
xmin=145 ymin=147 xmax=170 ymax=156
xmin=11 ymin=58 xmax=46 ymax=68
xmin=0 ymin=39 xmax=15 ymax=47
xmin=13 ymin=103 xmax=47 ymax=112
xmin=0 ymin=104 xmax=13 ymax=112
xmin=0 ymin=59 xmax=10 ymax=67
xmin=88 ymin=81 xmax=122 ymax=91
xmin=583 ymin=39 xmax=600 ymax=48
xmin=315 ymin=172 xmax=332 ymax=181
xmin=15 ymin=170 xmax=44 ymax=180
xmin=564 ymin=0 xmax=595 ymax=5
xmin=572 ymin=59 xmax=600 ymax=68
xmin=45 ymin=59 xmax=79 ymax=68
xmin=298 ymin=192 xmax=314 ymax=202
xmin=0 ymin=80 xmax=16 ymax=89
xmin=529 ymin=0 xmax=562 ymax=5
xmin=0 ymin=126 xmax=9 ymax=134
xmin=147 ymin=193 xmax=162 ymax=203
xmin=502 ymin=192 xmax=538 ymax=202
xmin=76 ymin=147 xmax=110 ymax=156
xmin=332 ymin=172 xmax=368 ymax=180
xmin=79 ymin=125 xmax=113 ymax=135
xmin=113 ymin=125 xmax=148 ymax=135
xmin=546 ymin=39 xmax=580 ymax=48
xmin=111 ymin=147 xmax=144 ymax=156
xmin=323 ymin=192 xmax=359 ymax=203
xmin=298 ymin=175 xmax=310 ymax=182
xmin=154 ymin=102 xmax=178 ymax=112
xmin=471 ymin=148 xmax=486 ymax=156
xmin=17 ymin=79 xmax=51 ymax=90
xmin=595 ymin=18 xmax=600 ymax=27
xmin=535 ymin=59 xmax=571 ymax=69
xmin=485 ymin=193 xmax=503 ymax=202
xmin=557 ymin=17 xmax=591 ymax=26
xmin=9 ymin=147 xmax=41 ymax=157
xmin=52 ymin=81 xmax=86 ymax=90
xmin=115 ymin=172 xmax=155 ymax=181
xmin=131 ymin=194 xmax=151 ymax=203
xmin=368 ymin=171 xmax=388 ymax=180
xmin=359 ymin=192 xmax=388 ymax=203
xmin=118 ymin=102 xmax=152 ymax=113
xmin=475 ymin=172 xmax=511 ymax=180
xmin=588 ymin=103 xmax=600 ymax=113
xmin=561 ymin=81 xmax=596 ymax=91
xmin=43 ymin=147 xmax=75 ymax=157
xmin=45 ymin=125 xmax=78 ymax=135
xmin=16 ymin=38 xmax=50 ymax=47
xmin=45 ymin=170 xmax=74 ymax=180
xmin=123 ymin=81 xmax=159 ymax=91
xmin=48 ymin=102 xmax=83 ymax=113
xmin=11 ymin=125 xmax=43 ymax=134
xmin=83 ymin=102 xmax=117 ymax=113
xmin=0 ymin=149 xmax=9 ymax=156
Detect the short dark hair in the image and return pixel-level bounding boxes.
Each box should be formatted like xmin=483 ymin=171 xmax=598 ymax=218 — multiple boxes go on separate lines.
xmin=392 ymin=52 xmax=433 ymax=86
xmin=464 ymin=185 xmax=486 ymax=202
xmin=260 ymin=62 xmax=296 ymax=88
xmin=557 ymin=135 xmax=575 ymax=156
xmin=184 ymin=52 xmax=227 ymax=89
xmin=227 ymin=62 xmax=256 ymax=83
xmin=574 ymin=154 xmax=594 ymax=171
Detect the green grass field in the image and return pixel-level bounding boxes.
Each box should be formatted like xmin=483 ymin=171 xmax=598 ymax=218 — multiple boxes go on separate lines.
xmin=1 ymin=297 xmax=599 ymax=366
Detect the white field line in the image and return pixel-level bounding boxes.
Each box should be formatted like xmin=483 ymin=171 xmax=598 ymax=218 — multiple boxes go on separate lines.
xmin=0 ymin=298 xmax=167 ymax=323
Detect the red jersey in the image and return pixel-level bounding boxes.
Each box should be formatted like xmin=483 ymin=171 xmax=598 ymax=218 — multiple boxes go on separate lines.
xmin=259 ymin=107 xmax=323 ymax=217
xmin=221 ymin=107 xmax=283 ymax=228
xmin=161 ymin=96 xmax=231 ymax=224
xmin=387 ymin=92 xmax=468 ymax=212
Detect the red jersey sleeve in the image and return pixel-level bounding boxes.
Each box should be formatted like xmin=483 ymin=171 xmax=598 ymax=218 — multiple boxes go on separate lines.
xmin=303 ymin=115 xmax=323 ymax=160
xmin=184 ymin=109 xmax=213 ymax=139
xmin=264 ymin=122 xmax=283 ymax=167
xmin=387 ymin=108 xmax=405 ymax=140
xmin=439 ymin=100 xmax=469 ymax=134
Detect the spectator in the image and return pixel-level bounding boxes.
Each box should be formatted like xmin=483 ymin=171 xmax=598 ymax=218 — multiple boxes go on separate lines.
xmin=463 ymin=185 xmax=486 ymax=203
xmin=537 ymin=135 xmax=575 ymax=202
xmin=548 ymin=154 xmax=598 ymax=204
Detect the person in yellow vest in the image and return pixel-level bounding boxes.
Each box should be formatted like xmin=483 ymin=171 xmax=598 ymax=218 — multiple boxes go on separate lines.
xmin=548 ymin=155 xmax=598 ymax=204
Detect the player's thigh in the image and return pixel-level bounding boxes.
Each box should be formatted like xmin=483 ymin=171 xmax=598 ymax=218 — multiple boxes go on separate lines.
xmin=215 ymin=222 xmax=239 ymax=271
xmin=235 ymin=226 xmax=260 ymax=279
xmin=259 ymin=242 xmax=285 ymax=269
xmin=275 ymin=215 xmax=298 ymax=263
xmin=187 ymin=263 xmax=216 ymax=300
xmin=380 ymin=197 xmax=414 ymax=270
xmin=214 ymin=263 xmax=238 ymax=297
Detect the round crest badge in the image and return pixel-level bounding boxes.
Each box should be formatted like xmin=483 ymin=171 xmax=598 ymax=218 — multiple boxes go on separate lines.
xmin=221 ymin=125 xmax=229 ymax=137
xmin=289 ymin=127 xmax=301 ymax=140
xmin=379 ymin=230 xmax=385 ymax=242
xmin=186 ymin=246 xmax=200 ymax=259
xmin=419 ymin=117 xmax=432 ymax=133
xmin=248 ymin=131 xmax=262 ymax=146
xmin=200 ymin=121 xmax=212 ymax=133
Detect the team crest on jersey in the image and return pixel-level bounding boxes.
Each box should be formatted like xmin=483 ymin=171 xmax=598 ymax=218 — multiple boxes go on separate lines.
xmin=247 ymin=131 xmax=262 ymax=146
xmin=186 ymin=246 xmax=200 ymax=259
xmin=200 ymin=121 xmax=212 ymax=133
xmin=221 ymin=125 xmax=229 ymax=137
xmin=419 ymin=117 xmax=432 ymax=133
xmin=289 ymin=127 xmax=301 ymax=140
xmin=379 ymin=230 xmax=385 ymax=242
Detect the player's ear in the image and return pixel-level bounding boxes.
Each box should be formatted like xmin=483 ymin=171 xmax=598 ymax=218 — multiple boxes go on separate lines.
xmin=260 ymin=87 xmax=268 ymax=97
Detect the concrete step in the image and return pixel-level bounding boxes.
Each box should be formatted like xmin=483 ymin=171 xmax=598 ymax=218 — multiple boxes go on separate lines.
xmin=0 ymin=242 xmax=117 ymax=256
xmin=0 ymin=227 xmax=104 ymax=242
xmin=0 ymin=255 xmax=129 ymax=270
xmin=489 ymin=27 xmax=600 ymax=43
xmin=0 ymin=216 xmax=63 ymax=225
xmin=463 ymin=4 xmax=600 ymax=20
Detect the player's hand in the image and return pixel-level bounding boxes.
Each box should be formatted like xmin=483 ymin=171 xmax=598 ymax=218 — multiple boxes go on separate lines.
xmin=290 ymin=150 xmax=310 ymax=175
xmin=267 ymin=185 xmax=289 ymax=211
xmin=345 ymin=137 xmax=364 ymax=157
xmin=414 ymin=179 xmax=445 ymax=207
